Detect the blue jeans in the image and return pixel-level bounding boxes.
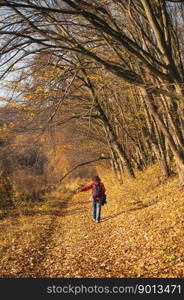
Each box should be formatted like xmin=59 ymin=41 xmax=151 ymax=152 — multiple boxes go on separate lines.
xmin=92 ymin=199 xmax=102 ymax=222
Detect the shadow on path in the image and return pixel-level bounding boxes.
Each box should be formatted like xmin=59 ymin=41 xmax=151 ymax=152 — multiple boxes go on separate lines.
xmin=101 ymin=201 xmax=156 ymax=222
xmin=0 ymin=193 xmax=88 ymax=220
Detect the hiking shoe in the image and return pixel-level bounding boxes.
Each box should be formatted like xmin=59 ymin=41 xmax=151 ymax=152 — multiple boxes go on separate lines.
xmin=96 ymin=220 xmax=100 ymax=223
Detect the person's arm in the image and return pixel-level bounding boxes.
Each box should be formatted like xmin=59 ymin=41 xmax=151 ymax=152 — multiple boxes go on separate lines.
xmin=79 ymin=183 xmax=93 ymax=192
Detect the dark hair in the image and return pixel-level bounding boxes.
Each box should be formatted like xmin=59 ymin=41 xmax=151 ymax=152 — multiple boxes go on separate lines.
xmin=92 ymin=175 xmax=101 ymax=182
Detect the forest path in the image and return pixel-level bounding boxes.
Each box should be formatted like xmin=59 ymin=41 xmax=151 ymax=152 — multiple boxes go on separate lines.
xmin=0 ymin=191 xmax=130 ymax=278
xmin=1 ymin=182 xmax=184 ymax=278
xmin=33 ymin=194 xmax=123 ymax=278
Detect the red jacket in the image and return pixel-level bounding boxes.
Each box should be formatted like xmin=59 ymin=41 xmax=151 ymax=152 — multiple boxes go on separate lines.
xmin=80 ymin=182 xmax=105 ymax=201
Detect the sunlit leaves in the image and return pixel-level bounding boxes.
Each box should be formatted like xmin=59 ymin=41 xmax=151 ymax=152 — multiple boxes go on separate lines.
xmin=1 ymin=164 xmax=184 ymax=278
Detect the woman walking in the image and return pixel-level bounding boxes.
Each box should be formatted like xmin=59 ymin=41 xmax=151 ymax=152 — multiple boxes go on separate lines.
xmin=77 ymin=175 xmax=106 ymax=223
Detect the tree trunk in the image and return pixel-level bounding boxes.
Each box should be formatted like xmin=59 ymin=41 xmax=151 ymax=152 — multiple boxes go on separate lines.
xmin=141 ymin=92 xmax=171 ymax=177
xmin=111 ymin=140 xmax=135 ymax=178
xmin=109 ymin=144 xmax=123 ymax=184
xmin=160 ymin=94 xmax=184 ymax=152
xmin=141 ymin=87 xmax=184 ymax=184
xmin=81 ymin=66 xmax=135 ymax=179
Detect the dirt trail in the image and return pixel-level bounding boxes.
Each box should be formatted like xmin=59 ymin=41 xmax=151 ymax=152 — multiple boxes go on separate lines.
xmin=0 ymin=193 xmax=75 ymax=277
xmin=0 ymin=192 xmax=123 ymax=278
xmin=35 ymin=192 xmax=135 ymax=278
xmin=40 ymin=196 xmax=115 ymax=278
xmin=1 ymin=184 xmax=184 ymax=278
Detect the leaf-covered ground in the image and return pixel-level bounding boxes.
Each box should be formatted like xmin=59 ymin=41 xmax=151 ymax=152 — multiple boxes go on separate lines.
xmin=0 ymin=165 xmax=184 ymax=278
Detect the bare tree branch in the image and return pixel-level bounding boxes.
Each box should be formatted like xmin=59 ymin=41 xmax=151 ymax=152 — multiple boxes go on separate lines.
xmin=58 ymin=156 xmax=111 ymax=184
